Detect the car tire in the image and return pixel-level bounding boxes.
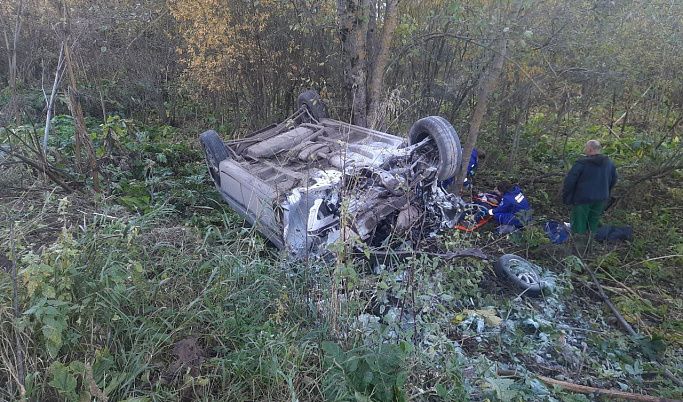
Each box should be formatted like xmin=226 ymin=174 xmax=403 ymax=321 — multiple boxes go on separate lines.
xmin=493 ymin=254 xmax=544 ymax=297
xmin=297 ymin=90 xmax=329 ymax=123
xmin=408 ymin=116 xmax=462 ymax=181
xmin=199 ymin=130 xmax=229 ymax=187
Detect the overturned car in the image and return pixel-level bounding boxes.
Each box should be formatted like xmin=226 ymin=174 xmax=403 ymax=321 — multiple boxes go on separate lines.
xmin=200 ymin=90 xmax=467 ymax=261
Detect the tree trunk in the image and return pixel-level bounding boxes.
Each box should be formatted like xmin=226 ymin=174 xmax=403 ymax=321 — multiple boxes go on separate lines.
xmin=63 ymin=37 xmax=101 ymax=193
xmin=454 ymin=36 xmax=509 ymax=196
xmin=453 ymin=2 xmax=524 ymax=196
xmin=53 ymin=0 xmax=100 ymax=192
xmin=368 ymin=0 xmax=399 ymax=129
xmin=2 ymin=0 xmax=24 ymax=126
xmin=507 ymin=86 xmax=530 ymax=171
xmin=337 ymin=0 xmax=371 ymax=126
xmin=43 ymin=43 xmax=65 ymax=159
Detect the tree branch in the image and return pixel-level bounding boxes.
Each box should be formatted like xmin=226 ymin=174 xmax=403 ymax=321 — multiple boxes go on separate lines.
xmin=578 ymin=256 xmax=683 ymax=388
xmin=1 ymin=146 xmax=77 ymax=193
xmin=498 ymin=368 xmax=680 ymax=401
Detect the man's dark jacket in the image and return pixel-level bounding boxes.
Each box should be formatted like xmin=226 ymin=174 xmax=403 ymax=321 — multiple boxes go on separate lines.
xmin=562 ymin=154 xmax=618 ymax=205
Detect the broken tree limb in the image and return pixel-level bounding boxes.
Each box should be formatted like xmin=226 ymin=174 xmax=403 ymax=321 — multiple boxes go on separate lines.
xmin=582 ymin=258 xmax=637 ymax=335
xmin=578 ymin=257 xmax=683 ymax=388
xmin=1 ymin=146 xmax=76 ymax=193
xmin=364 ymin=247 xmax=488 ymax=260
xmin=497 ymin=369 xmax=680 ymax=402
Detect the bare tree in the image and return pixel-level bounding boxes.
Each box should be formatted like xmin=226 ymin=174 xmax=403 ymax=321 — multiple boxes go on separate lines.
xmin=367 ymin=0 xmax=399 ymax=129
xmin=56 ymin=0 xmax=100 ymax=192
xmin=337 ymin=0 xmax=371 ymax=126
xmin=1 ymin=0 xmax=24 ymax=125
xmin=454 ymin=2 xmax=524 ymax=196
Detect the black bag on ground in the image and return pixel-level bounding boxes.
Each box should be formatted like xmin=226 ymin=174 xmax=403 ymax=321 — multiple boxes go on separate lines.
xmin=596 ymin=225 xmax=633 ymax=242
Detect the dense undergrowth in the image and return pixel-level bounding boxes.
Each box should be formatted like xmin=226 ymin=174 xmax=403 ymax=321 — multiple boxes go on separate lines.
xmin=1 ymin=115 xmax=682 ymax=401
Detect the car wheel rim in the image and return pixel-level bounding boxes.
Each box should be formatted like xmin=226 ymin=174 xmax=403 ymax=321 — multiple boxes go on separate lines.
xmin=508 ymin=258 xmax=540 ymax=285
xmin=517 ymin=272 xmax=539 ymax=286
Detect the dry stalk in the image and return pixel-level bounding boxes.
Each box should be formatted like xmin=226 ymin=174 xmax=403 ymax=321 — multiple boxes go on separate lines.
xmin=10 ymin=220 xmax=26 ymax=397
xmin=85 ymin=360 xmax=108 ymax=402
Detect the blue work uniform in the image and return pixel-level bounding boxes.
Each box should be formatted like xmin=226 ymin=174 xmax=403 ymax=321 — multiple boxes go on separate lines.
xmin=490 ymin=186 xmax=532 ymax=227
xmin=443 ymin=147 xmax=478 ymax=188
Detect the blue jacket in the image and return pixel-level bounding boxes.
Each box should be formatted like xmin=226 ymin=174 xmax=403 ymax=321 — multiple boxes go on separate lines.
xmin=562 ymin=154 xmax=617 ymax=205
xmin=491 ymin=186 xmax=532 ymax=227
xmin=468 ymin=147 xmax=478 ymax=172
xmin=443 ymin=147 xmax=478 ymax=187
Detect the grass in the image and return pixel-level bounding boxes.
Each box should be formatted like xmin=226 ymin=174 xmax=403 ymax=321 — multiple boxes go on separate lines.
xmin=1 ymin=117 xmax=682 ymax=401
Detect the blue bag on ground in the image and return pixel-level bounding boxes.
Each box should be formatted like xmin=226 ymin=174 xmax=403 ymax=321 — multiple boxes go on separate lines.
xmin=545 ymin=221 xmax=569 ymax=244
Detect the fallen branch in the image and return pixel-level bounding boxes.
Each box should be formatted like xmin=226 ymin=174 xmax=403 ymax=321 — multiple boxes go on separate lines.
xmin=579 ymin=257 xmax=683 ymax=388
xmin=597 ymin=284 xmax=676 ymax=311
xmin=364 ymin=247 xmax=488 ymax=260
xmin=1 ymin=146 xmax=76 ymax=193
xmin=498 ymin=369 xmax=679 ymax=402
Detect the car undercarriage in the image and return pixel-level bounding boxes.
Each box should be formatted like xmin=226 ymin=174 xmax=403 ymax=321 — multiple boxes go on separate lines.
xmin=200 ymin=91 xmax=467 ymax=261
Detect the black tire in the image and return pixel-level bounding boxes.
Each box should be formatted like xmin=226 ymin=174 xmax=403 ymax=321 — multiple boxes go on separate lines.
xmin=297 ymin=90 xmax=329 ymax=123
xmin=493 ymin=254 xmax=544 ymax=297
xmin=199 ymin=130 xmax=229 ymax=187
xmin=408 ymin=116 xmax=462 ymax=181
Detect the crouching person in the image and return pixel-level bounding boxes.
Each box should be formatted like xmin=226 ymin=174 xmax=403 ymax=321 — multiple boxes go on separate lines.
xmin=487 ymin=181 xmax=532 ymax=232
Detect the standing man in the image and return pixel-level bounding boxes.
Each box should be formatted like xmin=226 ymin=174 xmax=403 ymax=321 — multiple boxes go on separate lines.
xmin=562 ymin=140 xmax=618 ymax=235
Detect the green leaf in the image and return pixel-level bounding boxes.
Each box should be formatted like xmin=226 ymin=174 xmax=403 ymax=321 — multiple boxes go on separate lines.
xmin=485 ymin=377 xmax=518 ymax=399
xmin=49 ymin=361 xmax=77 ymax=397
xmin=353 ymin=391 xmax=372 ymax=402
xmin=346 ymin=355 xmax=359 ymax=372
xmin=436 ymin=383 xmax=447 ymax=397
xmin=46 ymin=338 xmax=63 ymax=358
xmin=43 ymin=314 xmax=67 ymax=330
xmin=103 ymin=371 xmax=128 ymax=395
xmin=322 ymin=341 xmax=342 ymax=360
xmin=399 ymin=341 xmax=414 ymax=354
xmin=362 ymin=370 xmax=373 ymax=385
xmin=69 ymin=360 xmax=86 ymax=374
xmin=395 ymin=370 xmax=408 ymax=387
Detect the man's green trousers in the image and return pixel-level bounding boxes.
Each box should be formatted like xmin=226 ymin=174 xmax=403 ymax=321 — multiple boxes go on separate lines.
xmin=570 ymin=203 xmax=605 ymax=234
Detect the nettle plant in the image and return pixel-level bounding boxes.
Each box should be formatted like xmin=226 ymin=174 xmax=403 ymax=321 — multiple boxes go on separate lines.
xmin=322 ymin=340 xmax=412 ymax=402
xmin=15 ymin=199 xmax=146 ymax=399
xmin=20 ymin=228 xmax=88 ymax=358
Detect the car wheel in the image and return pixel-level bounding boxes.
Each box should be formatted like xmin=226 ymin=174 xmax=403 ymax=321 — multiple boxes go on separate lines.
xmin=199 ymin=130 xmax=229 ymax=187
xmin=297 ymin=90 xmax=329 ymax=123
xmin=493 ymin=254 xmax=544 ymax=297
xmin=408 ymin=116 xmax=462 ymax=181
